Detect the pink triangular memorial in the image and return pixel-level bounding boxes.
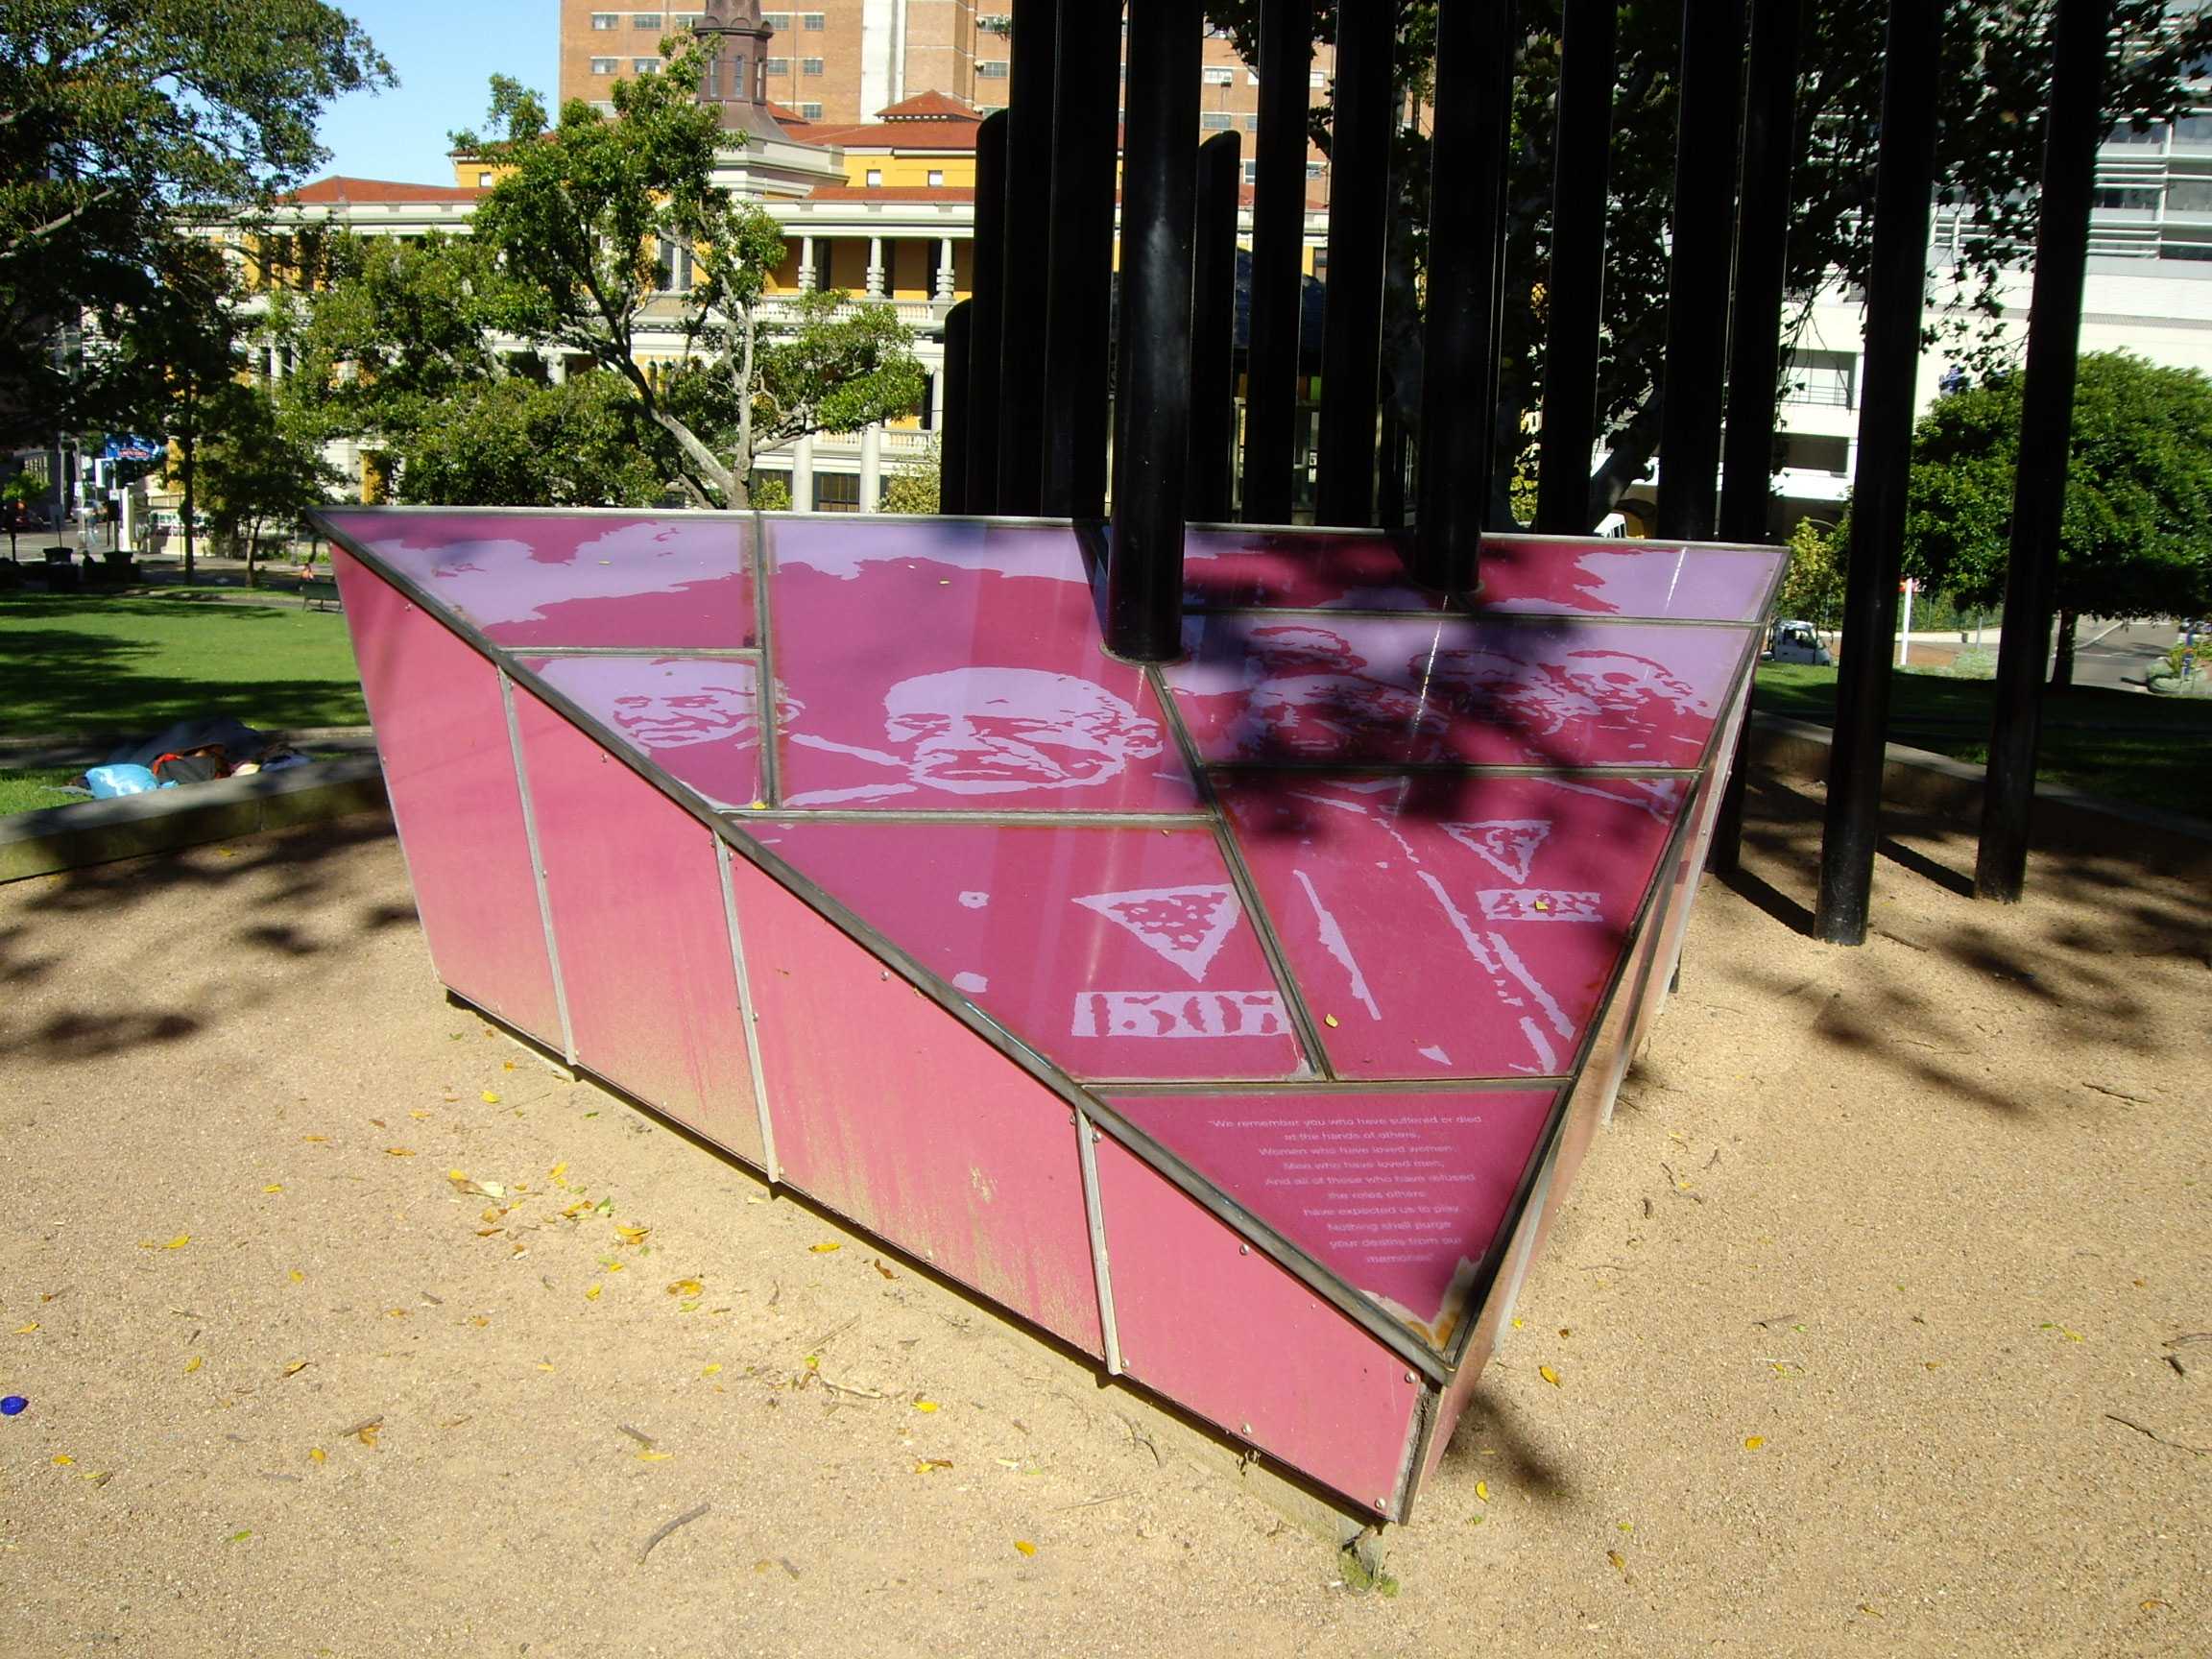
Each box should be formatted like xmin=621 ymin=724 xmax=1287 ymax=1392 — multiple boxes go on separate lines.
xmin=316 ymin=506 xmax=1781 ymax=1521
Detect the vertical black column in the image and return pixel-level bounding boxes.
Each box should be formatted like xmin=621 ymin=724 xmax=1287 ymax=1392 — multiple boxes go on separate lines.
xmin=1107 ymin=0 xmax=1201 ymax=661
xmin=1040 ymin=0 xmax=1124 ymax=518
xmin=1977 ymin=0 xmax=2110 ymax=902
xmin=1814 ymin=0 xmax=1943 ymax=946
xmin=963 ymin=109 xmax=1009 ymax=514
xmin=1710 ymin=0 xmax=1803 ymax=877
xmin=1534 ymin=0 xmax=1618 ymax=535
xmin=996 ymin=0 xmax=1058 ymax=514
xmin=941 ymin=300 xmax=973 ymax=515
xmin=1654 ymin=0 xmax=1746 ymax=541
xmin=1313 ymin=1 xmax=1392 ymax=526
xmin=1189 ymin=130 xmax=1242 ymax=521
xmin=1240 ymin=0 xmax=1313 ymax=524
xmin=1412 ymin=0 xmax=1516 ymax=592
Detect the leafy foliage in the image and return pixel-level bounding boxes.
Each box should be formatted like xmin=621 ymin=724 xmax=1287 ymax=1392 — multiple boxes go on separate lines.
xmin=195 ymin=379 xmax=343 ymax=577
xmin=1901 ymin=352 xmax=2212 ymax=626
xmin=0 ymin=0 xmax=390 ymax=438
xmin=1776 ymin=516 xmax=1846 ymax=631
xmin=878 ymin=437 xmax=943 ymax=516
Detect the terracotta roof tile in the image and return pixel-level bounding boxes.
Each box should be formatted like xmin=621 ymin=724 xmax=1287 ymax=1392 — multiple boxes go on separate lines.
xmin=808 ymin=183 xmax=976 ymax=203
xmin=282 ymin=175 xmax=485 ymax=206
xmin=876 ymin=89 xmax=978 ymax=121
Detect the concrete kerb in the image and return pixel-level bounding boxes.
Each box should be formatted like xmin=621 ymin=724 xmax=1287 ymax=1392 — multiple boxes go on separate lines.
xmin=0 ymin=755 xmax=389 ymax=883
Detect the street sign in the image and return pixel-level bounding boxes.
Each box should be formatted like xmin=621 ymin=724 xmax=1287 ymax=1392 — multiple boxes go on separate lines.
xmin=102 ymin=436 xmax=161 ymax=462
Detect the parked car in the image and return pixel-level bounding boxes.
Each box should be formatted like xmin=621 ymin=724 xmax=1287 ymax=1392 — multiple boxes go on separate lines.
xmin=1765 ymin=618 xmax=1835 ymax=665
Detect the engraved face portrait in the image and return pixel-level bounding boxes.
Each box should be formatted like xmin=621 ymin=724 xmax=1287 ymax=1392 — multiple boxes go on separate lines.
xmin=876 ymin=667 xmax=1165 ymax=795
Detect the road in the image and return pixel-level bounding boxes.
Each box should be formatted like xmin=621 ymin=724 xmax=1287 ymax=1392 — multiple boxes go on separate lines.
xmin=2071 ymin=618 xmax=2184 ymax=692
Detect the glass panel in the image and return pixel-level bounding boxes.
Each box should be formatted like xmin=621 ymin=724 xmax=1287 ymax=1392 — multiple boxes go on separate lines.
xmin=518 ymin=654 xmax=765 ymax=807
xmin=766 ymin=518 xmax=1199 ymax=812
xmin=1108 ymin=1086 xmax=1560 ymax=1349
xmin=1165 ymin=613 xmax=1755 ymax=768
xmin=1182 ymin=526 xmax=1784 ymax=620
xmin=1214 ymin=772 xmax=1686 ymax=1079
xmin=323 ymin=511 xmax=755 ymax=650
xmin=755 ymin=820 xmax=1309 ymax=1082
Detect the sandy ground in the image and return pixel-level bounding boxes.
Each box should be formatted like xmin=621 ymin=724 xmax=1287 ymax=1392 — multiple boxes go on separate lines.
xmin=0 ymin=773 xmax=2205 ymax=1659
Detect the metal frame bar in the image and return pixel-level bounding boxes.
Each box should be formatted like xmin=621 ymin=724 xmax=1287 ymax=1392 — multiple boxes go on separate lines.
xmin=499 ymin=667 xmax=578 ymax=1067
xmin=965 ymin=109 xmax=1011 ymax=515
xmin=1239 ymin=0 xmax=1313 ymax=524
xmin=516 ymin=646 xmax=760 ymax=659
xmin=1313 ymin=0 xmax=1394 ymax=529
xmin=749 ymin=509 xmax=783 ymax=807
xmin=1188 ymin=129 xmax=1243 ymax=523
xmin=1039 ymin=0 xmax=1123 ymax=519
xmin=940 ymin=299 xmax=973 ymax=516
xmin=1102 ymin=1076 xmax=1565 ymax=1096
xmin=716 ymin=836 xmax=781 ymax=1183
xmin=995 ymin=0 xmax=1058 ymax=515
xmin=1072 ymin=1109 xmax=1123 ymax=1374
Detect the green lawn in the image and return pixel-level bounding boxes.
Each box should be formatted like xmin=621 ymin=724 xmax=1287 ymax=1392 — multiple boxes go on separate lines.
xmin=0 ymin=590 xmax=364 ymax=738
xmin=1754 ymin=662 xmax=2212 ymax=818
xmin=0 ymin=766 xmax=89 ymax=815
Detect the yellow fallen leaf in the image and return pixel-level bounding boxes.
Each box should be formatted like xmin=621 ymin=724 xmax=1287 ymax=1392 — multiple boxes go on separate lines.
xmin=447 ymin=1168 xmax=469 ymax=1183
xmin=13 ymin=1322 xmax=37 ymax=1334
xmin=502 ymin=1060 xmax=516 ymax=1070
xmin=262 ymin=1184 xmax=283 ymax=1195
xmin=1510 ymin=1317 xmax=1524 ymax=1330
xmin=288 ymin=1269 xmax=303 ymax=1284
xmin=301 ymin=1135 xmax=327 ymax=1143
xmin=585 ymin=1283 xmax=603 ymax=1301
xmin=1743 ymin=1435 xmax=1766 ymax=1450
xmin=614 ymin=1224 xmax=650 ymax=1243
xmin=52 ymin=1454 xmax=74 ymax=1466
xmin=481 ymin=1092 xmax=501 ymax=1104
xmin=1475 ymin=1480 xmax=1490 ymax=1503
xmin=384 ymin=1308 xmax=408 ymax=1319
xmin=912 ymin=1458 xmax=953 ymax=1473
xmin=384 ymin=1147 xmax=416 ymax=1158
xmin=636 ymin=1451 xmax=671 ymax=1462
xmin=913 ymin=1400 xmax=940 ymax=1413
xmin=1323 ymin=1014 xmax=1340 ymax=1028
xmin=701 ymin=1363 xmax=723 ymax=1378
xmin=809 ymin=1241 xmax=842 ymax=1255
xmin=1618 ymin=1521 xmax=1634 ymax=1533
xmin=1607 ymin=1550 xmax=1627 ymax=1575
xmin=548 ymin=1163 xmax=567 ymax=1181
xmin=283 ymin=1359 xmax=310 ymax=1377
xmin=228 ymin=1529 xmax=252 ymax=1544
xmin=2142 ymin=1599 xmax=2169 ymax=1612
xmin=666 ymin=1278 xmax=703 ymax=1297
xmin=355 ymin=1425 xmax=380 ymax=1448
xmin=408 ymin=1110 xmax=431 ymax=1120
xmin=1014 ymin=1540 xmax=1037 ymax=1557
xmin=1539 ymin=1364 xmax=1561 ymax=1387
xmin=183 ymin=1356 xmax=204 ymax=1375
xmin=164 ymin=1235 xmax=190 ymax=1250
xmin=309 ymin=1448 xmax=326 ymax=1464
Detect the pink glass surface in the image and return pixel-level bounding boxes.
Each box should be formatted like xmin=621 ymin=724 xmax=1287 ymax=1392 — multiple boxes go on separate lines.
xmin=1215 ymin=773 xmax=1685 ymax=1079
xmin=766 ymin=518 xmax=1197 ymax=811
xmin=1094 ymin=1137 xmax=1422 ymax=1514
xmin=518 ymin=654 xmax=766 ymax=808
xmin=754 ymin=820 xmax=1307 ymax=1081
xmin=513 ymin=688 xmax=764 ymax=1166
xmin=1109 ymin=1088 xmax=1557 ymax=1350
xmin=333 ymin=549 xmax=564 ymax=1046
xmin=324 ymin=510 xmax=755 ymax=649
xmin=1165 ymin=613 xmax=1754 ymax=769
xmin=729 ymin=842 xmax=1103 ymax=1355
xmin=1181 ymin=528 xmax=1783 ymax=622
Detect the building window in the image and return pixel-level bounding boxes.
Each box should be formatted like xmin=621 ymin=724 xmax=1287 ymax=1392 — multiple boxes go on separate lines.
xmin=978 ymin=103 xmax=1005 ymax=115
xmin=763 ymin=11 xmax=790 ymax=27
xmin=477 ymin=171 xmax=494 ymax=186
xmin=926 ymin=168 xmax=944 ymax=186
xmin=803 ymin=11 xmax=826 ymax=28
xmin=2092 ymin=184 xmax=2161 ymax=211
xmin=814 ymin=472 xmax=861 ymax=513
xmin=801 ymin=56 xmax=824 ymax=75
xmin=2170 ymin=179 xmax=2212 ymax=213
xmin=1202 ymin=65 xmax=1233 ymax=85
xmin=764 ymin=56 xmax=789 ymax=73
xmin=590 ymin=12 xmax=617 ymax=27
xmin=1304 ymin=161 xmax=1323 ymax=179
xmin=633 ymin=57 xmax=661 ymax=73
xmin=865 ymin=168 xmax=883 ymax=186
xmin=672 ymin=12 xmax=703 ymax=24
xmin=590 ymin=56 xmax=618 ymax=73
xmin=1309 ymin=69 xmax=1326 ymax=87
xmin=800 ymin=102 xmax=823 ymax=118
xmin=632 ymin=12 xmax=661 ymax=26
xmin=1243 ymin=113 xmax=1260 ymax=132
xmin=1245 ymin=70 xmax=1260 ymax=85
xmin=1200 ymin=111 xmax=1231 ymax=131
xmin=1241 ymin=158 xmax=1257 ymax=182
xmin=1783 ymin=435 xmax=1851 ymax=476
xmin=978 ymin=59 xmax=1009 ymax=79
xmin=1784 ymin=350 xmax=1857 ymax=409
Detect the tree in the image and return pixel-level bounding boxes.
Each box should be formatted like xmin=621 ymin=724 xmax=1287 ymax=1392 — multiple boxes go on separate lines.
xmin=1900 ymin=352 xmax=2212 ymax=686
xmin=0 ymin=471 xmax=42 ymax=561
xmin=0 ymin=0 xmax=390 ymax=440
xmin=1776 ymin=516 xmax=1846 ymax=633
xmin=1203 ymin=2 xmax=2212 ymax=527
xmin=196 ymin=378 xmax=341 ymax=583
xmin=453 ymin=48 xmax=925 ymax=508
xmin=878 ymin=437 xmax=943 ymax=515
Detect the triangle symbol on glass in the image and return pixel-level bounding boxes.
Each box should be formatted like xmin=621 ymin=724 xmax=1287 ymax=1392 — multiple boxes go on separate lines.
xmin=1072 ymin=884 xmax=1242 ymax=983
xmin=1442 ymin=819 xmax=1552 ymax=884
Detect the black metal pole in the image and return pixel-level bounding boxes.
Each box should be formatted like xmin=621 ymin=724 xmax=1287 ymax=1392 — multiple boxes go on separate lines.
xmin=1814 ymin=0 xmax=1943 ymax=946
xmin=964 ymin=109 xmax=1009 ymax=515
xmin=1107 ymin=0 xmax=1200 ymax=661
xmin=1412 ymin=0 xmax=1515 ymax=591
xmin=1534 ymin=0 xmax=1617 ymax=535
xmin=1189 ymin=130 xmax=1241 ymax=521
xmin=1709 ymin=0 xmax=1802 ymax=877
xmin=1040 ymin=0 xmax=1124 ymax=518
xmin=996 ymin=0 xmax=1058 ymax=515
xmin=1654 ymin=0 xmax=1746 ymax=541
xmin=1240 ymin=0 xmax=1312 ymax=524
xmin=1313 ymin=0 xmax=1392 ymax=526
xmin=1976 ymin=0 xmax=2110 ymax=902
xmin=941 ymin=300 xmax=973 ymax=515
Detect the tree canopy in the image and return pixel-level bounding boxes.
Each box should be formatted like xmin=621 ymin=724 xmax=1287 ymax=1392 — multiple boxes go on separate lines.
xmin=0 ymin=0 xmax=390 ymax=440
xmin=1203 ymin=0 xmax=2212 ymax=526
xmin=1901 ymin=351 xmax=2212 ymax=630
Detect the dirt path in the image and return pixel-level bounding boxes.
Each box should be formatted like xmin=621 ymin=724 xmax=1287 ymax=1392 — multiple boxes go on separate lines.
xmin=0 ymin=777 xmax=2204 ymax=1657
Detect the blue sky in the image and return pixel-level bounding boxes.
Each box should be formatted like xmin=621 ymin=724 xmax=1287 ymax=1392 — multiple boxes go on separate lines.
xmin=313 ymin=0 xmax=556 ymax=185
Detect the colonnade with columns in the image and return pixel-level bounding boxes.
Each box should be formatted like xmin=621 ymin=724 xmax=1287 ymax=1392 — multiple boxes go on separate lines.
xmin=786 ymin=232 xmax=965 ymax=301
